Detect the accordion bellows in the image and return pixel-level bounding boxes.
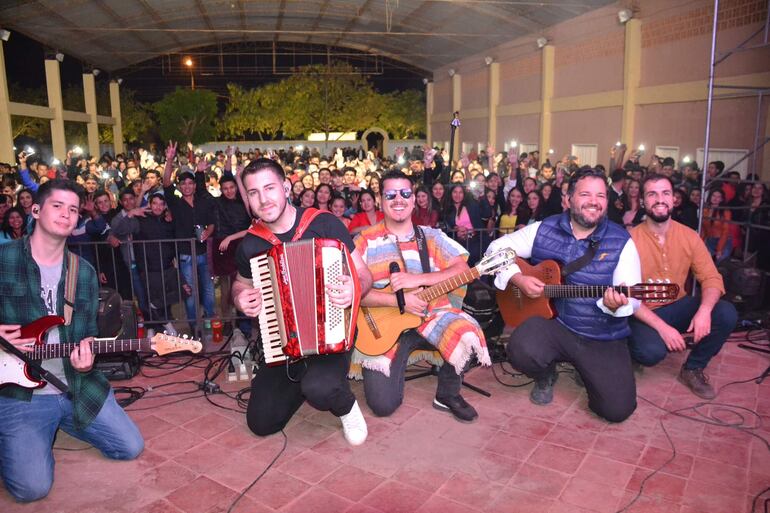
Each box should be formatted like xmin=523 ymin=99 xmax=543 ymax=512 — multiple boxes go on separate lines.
xmin=250 ymin=238 xmax=361 ymax=365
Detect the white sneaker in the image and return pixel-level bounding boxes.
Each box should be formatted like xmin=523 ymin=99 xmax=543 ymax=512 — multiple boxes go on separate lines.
xmin=340 ymin=400 xmax=368 ymax=446
xmin=163 ymin=322 xmax=178 ymax=336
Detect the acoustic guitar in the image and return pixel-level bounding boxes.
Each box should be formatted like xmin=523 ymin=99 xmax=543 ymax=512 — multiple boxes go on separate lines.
xmin=355 ymin=249 xmax=516 ymax=356
xmin=496 ymin=257 xmax=679 ymax=327
xmin=0 ymin=315 xmax=202 ymax=390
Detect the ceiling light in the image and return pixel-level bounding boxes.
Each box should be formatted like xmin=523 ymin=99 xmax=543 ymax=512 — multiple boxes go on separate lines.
xmin=683 ymin=155 xmax=691 ymax=164
xmin=184 ymin=57 xmax=193 ymax=67
xmin=422 ymin=78 xmax=429 ymax=85
xmin=0 ymin=29 xmax=10 ymax=42
xmin=618 ymin=8 xmax=633 ymax=24
xmin=92 ymin=68 xmax=101 ymax=76
xmin=116 ymin=78 xmax=123 ymax=85
xmin=484 ymin=56 xmax=493 ymax=66
xmin=536 ymin=37 xmax=548 ymax=49
xmin=448 ymin=68 xmax=455 ymax=77
xmin=55 ymin=52 xmax=64 ymax=62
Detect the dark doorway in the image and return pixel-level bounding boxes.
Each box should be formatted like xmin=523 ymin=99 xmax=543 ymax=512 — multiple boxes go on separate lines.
xmin=366 ymin=131 xmax=384 ymax=159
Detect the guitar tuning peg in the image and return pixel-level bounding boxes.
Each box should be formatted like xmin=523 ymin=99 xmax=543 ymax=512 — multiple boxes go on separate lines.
xmin=182 ymin=334 xmax=188 ymax=339
xmin=665 ymin=278 xmax=670 ymax=283
xmin=647 ymin=278 xmax=653 ymax=283
xmin=163 ymin=331 xmax=167 ymax=335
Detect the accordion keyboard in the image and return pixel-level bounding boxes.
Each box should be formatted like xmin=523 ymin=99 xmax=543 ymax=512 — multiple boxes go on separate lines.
xmin=250 ymin=254 xmax=287 ymax=366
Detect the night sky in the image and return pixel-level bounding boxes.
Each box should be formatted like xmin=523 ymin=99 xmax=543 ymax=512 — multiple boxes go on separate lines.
xmin=5 ymin=31 xmax=426 ymax=103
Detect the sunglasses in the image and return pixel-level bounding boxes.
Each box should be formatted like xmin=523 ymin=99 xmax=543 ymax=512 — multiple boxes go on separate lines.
xmin=383 ymin=188 xmax=413 ymax=200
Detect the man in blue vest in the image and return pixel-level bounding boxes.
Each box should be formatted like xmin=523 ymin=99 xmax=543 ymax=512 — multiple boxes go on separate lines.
xmin=486 ymin=168 xmax=642 ymax=422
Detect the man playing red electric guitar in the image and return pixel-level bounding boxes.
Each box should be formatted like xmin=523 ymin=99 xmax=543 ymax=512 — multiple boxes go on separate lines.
xmin=486 ymin=168 xmax=642 ymax=423
xmin=0 ymin=180 xmax=143 ymax=502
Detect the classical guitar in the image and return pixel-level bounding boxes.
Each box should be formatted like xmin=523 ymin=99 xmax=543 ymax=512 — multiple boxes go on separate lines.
xmin=496 ymin=257 xmax=679 ymax=327
xmin=355 ymin=249 xmax=516 ymax=356
xmin=0 ymin=315 xmax=203 ymax=389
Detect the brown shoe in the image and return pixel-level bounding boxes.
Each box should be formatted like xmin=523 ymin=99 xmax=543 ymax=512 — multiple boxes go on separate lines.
xmin=678 ymin=367 xmax=716 ymax=399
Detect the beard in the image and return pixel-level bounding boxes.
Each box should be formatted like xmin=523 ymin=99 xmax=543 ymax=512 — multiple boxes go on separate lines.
xmin=645 ymin=203 xmax=671 ymax=223
xmin=570 ymin=203 xmax=604 ymax=229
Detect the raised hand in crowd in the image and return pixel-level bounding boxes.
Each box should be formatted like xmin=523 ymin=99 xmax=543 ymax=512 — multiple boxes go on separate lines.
xmin=165 ymin=140 xmax=178 ymax=163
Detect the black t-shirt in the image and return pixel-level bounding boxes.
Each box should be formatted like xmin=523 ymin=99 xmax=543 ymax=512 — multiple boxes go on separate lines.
xmin=163 ymin=184 xmax=215 ymax=255
xmin=235 ymin=207 xmax=356 ymax=280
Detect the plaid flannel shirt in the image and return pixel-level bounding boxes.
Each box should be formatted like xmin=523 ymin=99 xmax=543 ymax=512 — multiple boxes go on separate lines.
xmin=0 ymin=236 xmax=109 ymax=430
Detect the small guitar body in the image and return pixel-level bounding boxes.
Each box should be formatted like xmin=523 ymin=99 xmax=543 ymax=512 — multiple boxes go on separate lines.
xmin=356 ymin=286 xmax=423 ymax=356
xmin=354 ymin=248 xmax=517 ymax=357
xmin=496 ymin=258 xmax=679 ymax=328
xmin=496 ymin=258 xmax=560 ymax=327
xmin=0 ymin=315 xmax=202 ymax=390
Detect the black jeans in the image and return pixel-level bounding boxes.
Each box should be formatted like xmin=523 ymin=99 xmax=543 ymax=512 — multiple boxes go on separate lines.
xmin=246 ymin=351 xmax=355 ymax=436
xmin=628 ymin=296 xmax=737 ymax=370
xmin=507 ymin=317 xmax=636 ymax=423
xmin=362 ymin=329 xmax=464 ymax=417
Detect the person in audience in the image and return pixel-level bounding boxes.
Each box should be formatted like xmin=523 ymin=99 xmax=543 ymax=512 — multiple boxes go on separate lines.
xmin=431 ymin=181 xmax=445 ymax=208
xmin=0 ymin=194 xmax=12 ymax=225
xmin=498 ymin=187 xmax=524 ymax=234
xmin=608 ymin=169 xmax=626 ymax=225
xmin=16 ymin=189 xmax=35 ymax=216
xmin=348 ymin=189 xmax=384 ymax=235
xmin=701 ymin=188 xmax=732 ymax=263
xmin=291 ymin=180 xmax=305 ymax=206
xmin=622 ymin=179 xmax=644 ymax=229
xmin=330 ymin=194 xmax=351 ymax=229
xmin=443 ymin=183 xmax=485 ymax=266
xmin=412 ymin=185 xmax=439 ymax=228
xmin=299 ymin=188 xmax=315 ymax=208
xmin=672 ymin=188 xmax=699 ymax=230
xmin=747 ymin=182 xmax=770 ymax=271
xmin=689 ymin=187 xmax=702 ymax=209
xmin=628 ymin=174 xmax=737 ymax=399
xmin=0 ymin=206 xmax=27 ymax=243
xmin=519 ymin=190 xmax=546 ymax=227
xmin=314 ymin=183 xmax=333 ymax=212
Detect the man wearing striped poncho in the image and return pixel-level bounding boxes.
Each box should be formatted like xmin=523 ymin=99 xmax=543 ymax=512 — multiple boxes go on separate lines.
xmin=353 ymin=170 xmax=490 ymax=423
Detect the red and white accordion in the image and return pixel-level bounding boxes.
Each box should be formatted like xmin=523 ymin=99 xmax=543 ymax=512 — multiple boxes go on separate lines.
xmin=250 ymin=238 xmax=361 ymax=366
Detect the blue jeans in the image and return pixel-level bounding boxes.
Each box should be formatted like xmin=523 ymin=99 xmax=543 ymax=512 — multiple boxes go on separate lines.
xmin=628 ymin=295 xmax=737 ymax=370
xmin=178 ymin=253 xmax=215 ymax=325
xmin=129 ymin=264 xmax=149 ymax=318
xmin=705 ymin=236 xmax=732 ymax=264
xmin=0 ymin=390 xmax=144 ymax=502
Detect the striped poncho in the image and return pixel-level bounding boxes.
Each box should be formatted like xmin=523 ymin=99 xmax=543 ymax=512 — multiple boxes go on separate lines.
xmin=351 ymin=222 xmax=490 ymax=378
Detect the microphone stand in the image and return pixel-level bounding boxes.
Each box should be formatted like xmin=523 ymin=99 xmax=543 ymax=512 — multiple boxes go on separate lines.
xmin=444 ymin=111 xmax=461 ymax=183
xmin=0 ymin=336 xmax=70 ymax=395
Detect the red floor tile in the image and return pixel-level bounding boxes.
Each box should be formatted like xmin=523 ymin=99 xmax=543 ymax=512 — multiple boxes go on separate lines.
xmin=591 ymin=433 xmax=646 ymax=465
xmin=360 ymin=480 xmax=432 ymax=513
xmin=173 ymin=441 xmax=238 ymax=474
xmin=509 ymin=463 xmax=570 ymax=498
xmin=526 ymin=442 xmax=587 ymax=474
xmin=244 ymin=470 xmax=309 ymax=510
xmin=689 ymin=456 xmax=748 ymax=491
xmin=392 ymin=461 xmax=453 ymax=492
xmin=503 ymin=415 xmax=556 ymax=440
xmin=164 ymin=476 xmax=237 ymax=513
xmin=485 ymin=487 xmax=556 ymax=512
xmin=277 ymin=449 xmax=343 ymax=484
xmin=573 ymin=454 xmax=636 ymax=489
xmin=483 ymin=431 xmax=540 ymax=461
xmin=182 ymin=412 xmax=237 ymax=440
xmin=281 ymin=488 xmax=353 ymax=513
xmin=626 ymin=468 xmax=687 ymax=503
xmin=637 ymin=445 xmax=693 ymax=479
xmin=435 ymin=471 xmax=504 ymax=510
xmin=543 ymin=424 xmax=599 ymax=451
xmin=320 ymin=464 xmax=385 ymax=502
xmin=416 ymin=494 xmax=483 ymax=513
xmin=559 ymin=477 xmax=625 ymax=513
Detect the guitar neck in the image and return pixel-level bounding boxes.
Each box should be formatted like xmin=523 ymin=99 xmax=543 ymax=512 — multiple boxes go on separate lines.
xmin=418 ymin=267 xmax=481 ymax=302
xmin=30 ymin=338 xmax=151 ymax=360
xmin=543 ymin=285 xmax=630 ymax=298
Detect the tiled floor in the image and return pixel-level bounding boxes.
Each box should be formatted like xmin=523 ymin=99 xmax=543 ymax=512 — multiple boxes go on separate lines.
xmin=2 ymin=335 xmax=768 ymax=513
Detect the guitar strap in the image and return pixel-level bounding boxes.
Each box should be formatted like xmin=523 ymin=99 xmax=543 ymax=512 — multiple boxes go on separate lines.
xmin=247 ymin=207 xmax=327 ymax=246
xmin=63 ymin=251 xmax=79 ymax=326
xmin=414 ymin=226 xmax=431 ymax=274
xmin=561 ymin=238 xmax=599 ymax=278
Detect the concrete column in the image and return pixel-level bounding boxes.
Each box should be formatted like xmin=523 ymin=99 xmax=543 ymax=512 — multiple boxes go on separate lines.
xmin=0 ymin=42 xmax=14 ymax=164
xmin=488 ymin=62 xmax=500 ymax=150
xmin=539 ymin=45 xmax=555 ymax=159
xmin=425 ymin=81 xmax=433 ymax=148
xmin=109 ymin=81 xmax=125 ymax=155
xmin=621 ymin=19 xmax=641 ymax=149
xmin=45 ymin=59 xmax=66 ymax=159
xmin=83 ymin=73 xmax=100 ymax=158
xmin=451 ymin=73 xmax=461 ymax=162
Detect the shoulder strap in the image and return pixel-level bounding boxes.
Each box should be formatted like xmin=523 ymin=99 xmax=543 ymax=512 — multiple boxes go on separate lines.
xmin=414 ymin=226 xmax=431 ymax=274
xmin=247 ymin=207 xmax=329 ymax=246
xmin=63 ymin=252 xmax=79 ymax=326
xmin=561 ymin=239 xmax=599 ymax=278
xmin=291 ymin=208 xmax=325 ymax=241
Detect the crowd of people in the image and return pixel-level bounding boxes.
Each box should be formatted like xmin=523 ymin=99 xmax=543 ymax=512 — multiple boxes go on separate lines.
xmin=0 ymin=140 xmax=768 ymax=335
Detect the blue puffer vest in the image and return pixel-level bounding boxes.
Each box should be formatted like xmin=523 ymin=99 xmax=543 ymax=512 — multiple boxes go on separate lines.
xmin=531 ymin=213 xmax=631 ymax=340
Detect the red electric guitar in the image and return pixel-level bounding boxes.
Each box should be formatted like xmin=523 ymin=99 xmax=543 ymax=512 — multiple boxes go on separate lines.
xmin=0 ymin=315 xmax=202 ymax=390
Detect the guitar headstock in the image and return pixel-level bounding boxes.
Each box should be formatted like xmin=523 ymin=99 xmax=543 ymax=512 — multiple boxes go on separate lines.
xmin=630 ymin=280 xmax=680 ymax=304
xmin=150 ymin=332 xmax=203 ymax=355
xmin=477 ymin=249 xmax=517 ymax=276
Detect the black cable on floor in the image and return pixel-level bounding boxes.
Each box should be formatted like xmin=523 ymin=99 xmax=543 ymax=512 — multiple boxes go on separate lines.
xmin=226 ymin=430 xmax=287 ymax=513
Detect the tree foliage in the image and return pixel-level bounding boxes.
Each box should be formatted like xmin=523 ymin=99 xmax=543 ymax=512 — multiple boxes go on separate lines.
xmin=10 ymin=83 xmax=153 ymax=147
xmin=219 ymin=62 xmax=425 ymax=140
xmin=153 ymin=88 xmax=218 ymax=144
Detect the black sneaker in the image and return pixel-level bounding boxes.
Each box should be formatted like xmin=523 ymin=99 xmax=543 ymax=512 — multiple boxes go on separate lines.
xmin=530 ymin=370 xmax=558 ymax=406
xmin=433 ymin=395 xmax=478 ymax=423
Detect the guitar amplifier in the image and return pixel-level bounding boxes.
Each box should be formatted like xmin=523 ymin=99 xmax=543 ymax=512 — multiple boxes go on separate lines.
xmin=95 ymin=288 xmax=140 ymax=381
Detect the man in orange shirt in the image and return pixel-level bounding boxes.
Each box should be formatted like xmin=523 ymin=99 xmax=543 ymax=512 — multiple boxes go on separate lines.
xmin=628 ymin=175 xmax=737 ymax=399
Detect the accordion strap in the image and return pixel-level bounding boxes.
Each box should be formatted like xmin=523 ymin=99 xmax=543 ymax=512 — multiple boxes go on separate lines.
xmin=248 ymin=207 xmax=328 ymax=246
